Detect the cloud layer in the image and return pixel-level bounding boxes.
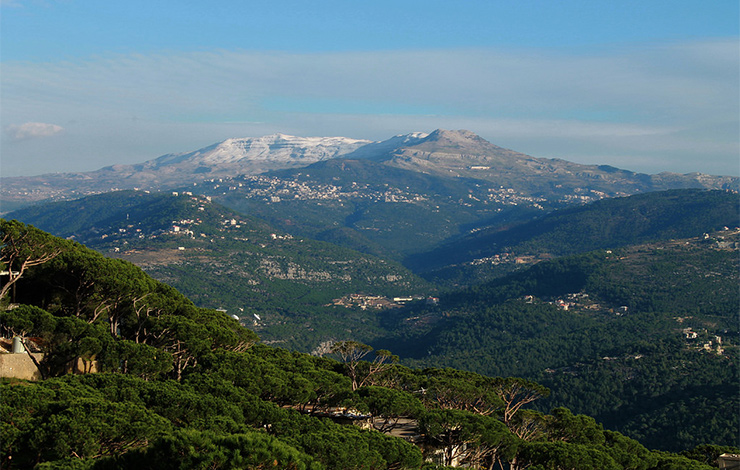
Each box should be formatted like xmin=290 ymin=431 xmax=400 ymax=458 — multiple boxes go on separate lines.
xmin=1 ymin=39 xmax=738 ymax=177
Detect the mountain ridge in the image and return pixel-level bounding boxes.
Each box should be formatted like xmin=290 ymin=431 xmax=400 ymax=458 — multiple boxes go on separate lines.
xmin=2 ymin=129 xmax=737 ymax=214
xmin=142 ymin=133 xmax=373 ymax=169
xmin=406 ymin=188 xmax=740 ymax=280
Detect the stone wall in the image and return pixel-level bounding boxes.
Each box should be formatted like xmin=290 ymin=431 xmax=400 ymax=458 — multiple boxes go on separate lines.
xmin=0 ymin=353 xmax=99 ymax=380
xmin=0 ymin=353 xmax=44 ymax=381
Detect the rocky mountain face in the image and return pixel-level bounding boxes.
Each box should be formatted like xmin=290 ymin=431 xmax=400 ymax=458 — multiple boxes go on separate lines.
xmin=2 ymin=129 xmax=737 ymax=214
xmin=350 ymin=129 xmax=739 ymax=196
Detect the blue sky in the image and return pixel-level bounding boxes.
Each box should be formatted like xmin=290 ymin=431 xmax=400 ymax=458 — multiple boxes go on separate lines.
xmin=1 ymin=0 xmax=738 ymax=177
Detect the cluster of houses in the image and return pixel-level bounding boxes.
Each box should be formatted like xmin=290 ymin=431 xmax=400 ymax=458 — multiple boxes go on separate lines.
xmin=470 ymin=252 xmax=515 ymax=266
xmin=682 ymin=327 xmax=725 ymax=355
xmin=194 ymin=174 xmax=558 ymax=210
xmin=702 ymin=227 xmax=740 ymax=250
xmin=522 ymin=292 xmax=637 ymax=318
xmin=196 ymin=174 xmax=427 ymax=205
xmin=556 ymin=187 xmax=610 ymax=204
xmin=330 ymin=294 xmax=439 ymax=310
xmin=484 ymin=185 xmax=549 ymax=207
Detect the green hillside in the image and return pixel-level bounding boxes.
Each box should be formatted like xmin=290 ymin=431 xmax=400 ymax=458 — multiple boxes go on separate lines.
xmin=196 ymin=159 xmax=548 ymax=259
xmin=2 ymin=220 xmax=734 ymax=469
xmin=374 ymin=230 xmax=739 ymax=451
xmin=410 ymin=189 xmax=739 ymax=285
xmin=6 ymin=191 xmax=434 ymax=350
xmin=5 ymin=186 xmax=740 ymax=457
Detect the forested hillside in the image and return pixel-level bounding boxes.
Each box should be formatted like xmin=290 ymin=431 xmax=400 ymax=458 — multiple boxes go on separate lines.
xmin=201 ymin=159 xmax=545 ymax=259
xmin=374 ymin=230 xmax=739 ymax=451
xmin=6 ymin=191 xmax=434 ymax=350
xmin=2 ymin=220 xmax=737 ymax=469
xmin=11 ymin=189 xmax=737 ymax=353
xmin=409 ymin=189 xmax=739 ymax=285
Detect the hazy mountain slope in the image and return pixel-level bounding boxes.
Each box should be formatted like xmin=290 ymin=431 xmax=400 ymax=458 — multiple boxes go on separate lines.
xmin=204 ymin=157 xmax=545 ymax=259
xmin=349 ymin=129 xmax=739 ymax=196
xmin=6 ymin=190 xmax=433 ymax=349
xmin=408 ymin=188 xmax=739 ymax=282
xmin=193 ymin=130 xmax=738 ymax=262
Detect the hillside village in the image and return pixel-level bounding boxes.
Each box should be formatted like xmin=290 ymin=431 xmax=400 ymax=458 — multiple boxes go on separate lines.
xmin=192 ymin=174 xmax=567 ymax=208
xmin=70 ymin=192 xmax=265 ymax=250
xmin=330 ymin=293 xmax=439 ymax=310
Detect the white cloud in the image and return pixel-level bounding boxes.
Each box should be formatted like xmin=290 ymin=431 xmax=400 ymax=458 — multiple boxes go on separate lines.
xmin=5 ymin=122 xmax=63 ymax=140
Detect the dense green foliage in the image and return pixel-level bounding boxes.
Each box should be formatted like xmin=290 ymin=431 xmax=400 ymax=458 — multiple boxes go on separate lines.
xmin=1 ymin=219 xmax=258 ymax=381
xmin=375 ymin=234 xmax=739 ymax=451
xmin=5 ymin=187 xmax=740 ymax=463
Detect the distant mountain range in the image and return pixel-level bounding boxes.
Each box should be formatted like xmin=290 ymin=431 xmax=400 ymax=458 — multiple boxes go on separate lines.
xmin=0 ymin=133 xmax=370 ymax=212
xmin=182 ymin=131 xmax=737 ymax=263
xmin=116 ymin=133 xmax=373 ymax=182
xmin=1 ymin=129 xmax=737 ymax=213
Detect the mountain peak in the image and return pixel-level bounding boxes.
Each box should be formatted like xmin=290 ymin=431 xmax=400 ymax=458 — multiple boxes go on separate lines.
xmin=414 ymin=129 xmax=488 ymax=151
xmin=424 ymin=129 xmax=481 ymax=142
xmin=402 ymin=129 xmax=509 ymax=156
xmin=341 ymin=129 xmax=521 ymax=168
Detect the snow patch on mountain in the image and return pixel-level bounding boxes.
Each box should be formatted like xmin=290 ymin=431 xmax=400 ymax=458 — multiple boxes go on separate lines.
xmin=343 ymin=132 xmax=430 ymax=160
xmin=149 ymin=134 xmax=373 ymax=169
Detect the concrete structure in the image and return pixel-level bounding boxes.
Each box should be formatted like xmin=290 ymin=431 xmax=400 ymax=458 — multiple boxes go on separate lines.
xmin=719 ymin=454 xmax=740 ymax=470
xmin=0 ymin=353 xmax=99 ymax=380
xmin=1 ymin=337 xmax=99 ymax=380
xmin=0 ymin=352 xmax=44 ymax=381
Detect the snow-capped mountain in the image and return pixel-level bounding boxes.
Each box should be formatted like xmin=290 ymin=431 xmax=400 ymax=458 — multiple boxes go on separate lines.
xmin=1 ymin=129 xmax=738 ymax=214
xmin=341 ymin=132 xmax=429 ymax=159
xmin=146 ymin=134 xmax=373 ymax=170
xmin=0 ymin=133 xmax=377 ymax=211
